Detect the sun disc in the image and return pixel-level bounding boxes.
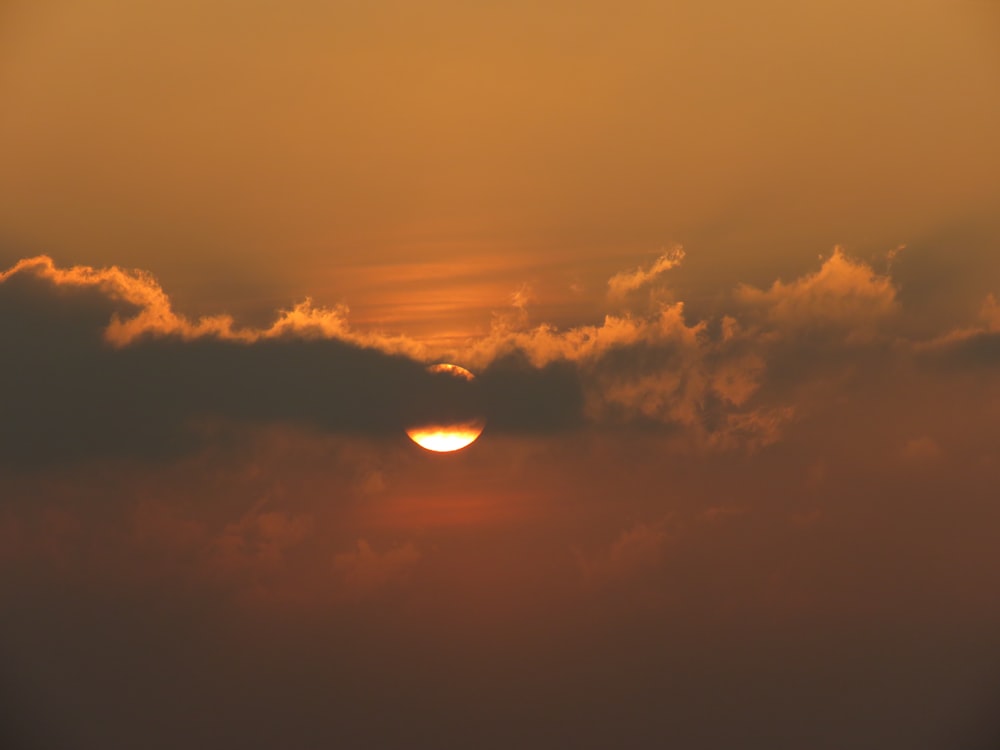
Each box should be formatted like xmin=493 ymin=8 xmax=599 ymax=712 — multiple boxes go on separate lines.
xmin=406 ymin=421 xmax=485 ymax=453
xmin=405 ymin=363 xmax=485 ymax=452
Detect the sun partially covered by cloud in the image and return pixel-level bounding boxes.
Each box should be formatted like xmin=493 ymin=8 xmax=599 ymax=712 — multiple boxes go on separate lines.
xmin=1 ymin=246 xmax=997 ymax=466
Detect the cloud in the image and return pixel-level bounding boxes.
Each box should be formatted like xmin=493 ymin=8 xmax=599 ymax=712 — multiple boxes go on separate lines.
xmin=0 ymin=253 xmax=742 ymax=461
xmin=734 ymin=247 xmax=898 ymax=342
xmin=607 ymin=246 xmax=685 ymax=297
xmin=465 ymin=299 xmax=779 ymax=448
xmin=466 ymin=298 xmax=703 ymax=370
xmin=916 ymin=294 xmax=1000 ymax=365
xmin=0 ymin=257 xmax=510 ymax=463
xmin=4 ymin=247 xmax=997 ymax=465
xmin=0 ymin=255 xmax=427 ymax=355
xmin=457 ymin=249 xmax=914 ymax=448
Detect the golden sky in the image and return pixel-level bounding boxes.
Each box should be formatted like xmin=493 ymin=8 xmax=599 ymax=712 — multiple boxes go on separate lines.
xmin=2 ymin=1 xmax=1000 ymax=747
xmin=3 ymin=0 xmax=1000 ymax=332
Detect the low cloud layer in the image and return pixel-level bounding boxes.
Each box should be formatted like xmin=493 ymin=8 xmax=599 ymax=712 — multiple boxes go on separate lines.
xmin=0 ymin=256 xmax=581 ymax=463
xmin=1 ymin=248 xmax=996 ymax=465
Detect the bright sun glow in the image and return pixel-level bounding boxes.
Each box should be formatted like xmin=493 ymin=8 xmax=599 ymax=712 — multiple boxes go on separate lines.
xmin=406 ymin=422 xmax=485 ymax=453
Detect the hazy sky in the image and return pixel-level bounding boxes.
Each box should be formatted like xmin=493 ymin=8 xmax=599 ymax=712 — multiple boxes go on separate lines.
xmin=2 ymin=1 xmax=1000 ymax=748
xmin=3 ymin=0 xmax=999 ymax=332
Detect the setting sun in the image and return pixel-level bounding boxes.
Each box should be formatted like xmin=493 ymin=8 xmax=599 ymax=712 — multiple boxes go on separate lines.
xmin=406 ymin=421 xmax=486 ymax=452
xmin=406 ymin=364 xmax=485 ymax=452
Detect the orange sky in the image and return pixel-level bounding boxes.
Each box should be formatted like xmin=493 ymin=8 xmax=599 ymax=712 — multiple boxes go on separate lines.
xmin=2 ymin=2 xmax=1000 ymax=748
xmin=2 ymin=0 xmax=1000 ymax=334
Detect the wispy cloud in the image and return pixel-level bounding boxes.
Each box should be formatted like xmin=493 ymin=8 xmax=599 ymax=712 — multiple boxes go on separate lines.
xmin=607 ymin=246 xmax=686 ymax=297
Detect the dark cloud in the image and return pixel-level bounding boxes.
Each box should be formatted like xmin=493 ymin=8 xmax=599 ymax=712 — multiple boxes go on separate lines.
xmin=479 ymin=352 xmax=584 ymax=433
xmin=0 ymin=270 xmax=418 ymax=464
xmin=4 ymin=247 xmax=998 ymax=465
xmin=921 ymin=331 xmax=1000 ymax=368
xmin=0 ymin=257 xmax=594 ymax=465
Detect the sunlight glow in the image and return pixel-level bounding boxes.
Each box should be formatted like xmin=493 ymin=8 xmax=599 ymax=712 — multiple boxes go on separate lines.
xmin=406 ymin=422 xmax=485 ymax=453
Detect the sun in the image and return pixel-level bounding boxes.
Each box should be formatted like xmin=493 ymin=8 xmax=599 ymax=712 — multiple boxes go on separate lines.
xmin=406 ymin=421 xmax=485 ymax=452
xmin=405 ymin=364 xmax=485 ymax=453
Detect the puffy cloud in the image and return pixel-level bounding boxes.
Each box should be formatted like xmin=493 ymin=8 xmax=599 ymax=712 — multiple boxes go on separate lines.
xmin=466 ymin=299 xmax=776 ymax=448
xmin=734 ymin=248 xmax=898 ymax=342
xmin=0 ymin=255 xmax=201 ymax=344
xmin=462 ymin=249 xmax=910 ymax=448
xmin=466 ymin=299 xmax=703 ymax=370
xmin=0 ymin=254 xmax=427 ymax=356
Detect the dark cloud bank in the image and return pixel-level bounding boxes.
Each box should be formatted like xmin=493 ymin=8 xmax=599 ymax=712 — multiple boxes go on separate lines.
xmin=0 ymin=261 xmax=584 ymax=465
xmin=2 ymin=250 xmax=999 ymax=466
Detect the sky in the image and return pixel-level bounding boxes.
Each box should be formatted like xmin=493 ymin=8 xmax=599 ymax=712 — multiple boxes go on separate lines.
xmin=1 ymin=1 xmax=1000 ymax=747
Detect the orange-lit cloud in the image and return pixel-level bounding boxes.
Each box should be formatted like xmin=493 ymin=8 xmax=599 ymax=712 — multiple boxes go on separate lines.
xmin=607 ymin=246 xmax=685 ymax=297
xmin=2 ymin=247 xmax=999 ymax=463
xmin=0 ymin=254 xmax=427 ymax=357
xmin=917 ymin=292 xmax=1000 ymax=356
xmin=734 ymin=247 xmax=898 ymax=342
